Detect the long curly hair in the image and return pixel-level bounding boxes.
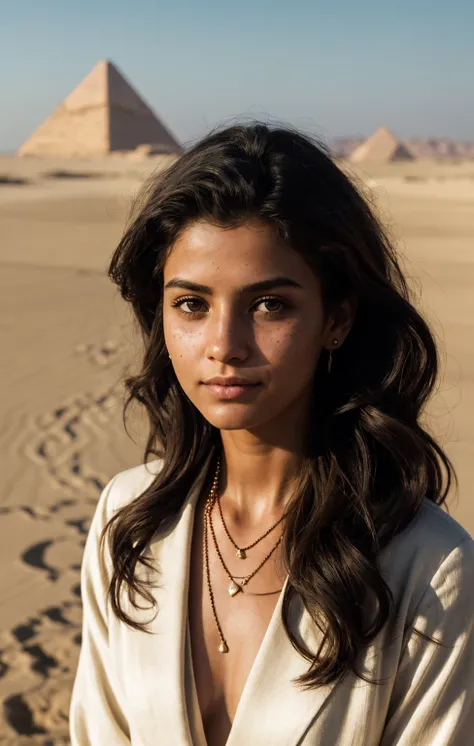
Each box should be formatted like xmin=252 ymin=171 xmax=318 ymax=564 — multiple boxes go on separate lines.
xmin=103 ymin=122 xmax=454 ymax=690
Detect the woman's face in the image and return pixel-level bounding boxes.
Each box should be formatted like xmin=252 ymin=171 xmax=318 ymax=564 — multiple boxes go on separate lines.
xmin=163 ymin=219 xmax=350 ymax=435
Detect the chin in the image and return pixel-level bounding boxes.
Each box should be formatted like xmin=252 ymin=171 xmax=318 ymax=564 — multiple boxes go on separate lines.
xmin=200 ymin=406 xmax=263 ymax=432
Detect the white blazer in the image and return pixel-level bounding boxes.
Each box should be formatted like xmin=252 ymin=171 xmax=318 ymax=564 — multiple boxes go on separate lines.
xmin=69 ymin=460 xmax=474 ymax=745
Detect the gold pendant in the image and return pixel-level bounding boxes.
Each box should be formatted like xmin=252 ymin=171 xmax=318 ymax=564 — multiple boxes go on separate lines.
xmin=219 ymin=641 xmax=229 ymax=653
xmin=228 ymin=581 xmax=242 ymax=597
xmin=236 ymin=548 xmax=246 ymax=559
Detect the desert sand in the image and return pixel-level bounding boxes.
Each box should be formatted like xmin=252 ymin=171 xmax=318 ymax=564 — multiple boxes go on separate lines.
xmin=0 ymin=153 xmax=473 ymax=744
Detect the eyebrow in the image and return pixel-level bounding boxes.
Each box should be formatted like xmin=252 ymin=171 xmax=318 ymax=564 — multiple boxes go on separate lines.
xmin=164 ymin=276 xmax=303 ymax=294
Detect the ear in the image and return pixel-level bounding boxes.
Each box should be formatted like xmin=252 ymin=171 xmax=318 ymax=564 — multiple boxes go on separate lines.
xmin=322 ymin=296 xmax=357 ymax=350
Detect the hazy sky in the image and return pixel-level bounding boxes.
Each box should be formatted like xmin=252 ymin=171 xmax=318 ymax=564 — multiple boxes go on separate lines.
xmin=1 ymin=0 xmax=472 ymax=152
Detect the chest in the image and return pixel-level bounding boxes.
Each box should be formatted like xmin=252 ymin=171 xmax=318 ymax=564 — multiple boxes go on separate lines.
xmin=188 ymin=498 xmax=287 ymax=746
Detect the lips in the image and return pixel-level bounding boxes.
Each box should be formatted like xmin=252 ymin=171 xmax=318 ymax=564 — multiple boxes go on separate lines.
xmin=203 ymin=377 xmax=259 ymax=386
xmin=201 ymin=378 xmax=261 ymax=401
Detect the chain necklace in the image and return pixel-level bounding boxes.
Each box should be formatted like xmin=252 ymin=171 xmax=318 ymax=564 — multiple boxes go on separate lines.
xmin=208 ymin=490 xmax=283 ymax=593
xmin=203 ymin=458 xmax=286 ymax=654
xmin=216 ymin=477 xmax=287 ymax=560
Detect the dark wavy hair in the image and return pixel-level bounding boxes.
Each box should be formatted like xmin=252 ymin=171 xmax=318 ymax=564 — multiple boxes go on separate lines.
xmin=103 ymin=121 xmax=455 ymax=690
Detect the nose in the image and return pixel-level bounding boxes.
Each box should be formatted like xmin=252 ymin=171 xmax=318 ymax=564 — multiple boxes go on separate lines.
xmin=205 ymin=306 xmax=250 ymax=364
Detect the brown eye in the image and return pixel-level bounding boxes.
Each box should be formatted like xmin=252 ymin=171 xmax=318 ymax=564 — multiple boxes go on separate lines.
xmin=173 ymin=297 xmax=207 ymax=315
xmin=253 ymin=296 xmax=288 ymax=315
xmin=262 ymin=299 xmax=284 ymax=313
xmin=182 ymin=300 xmax=204 ymax=313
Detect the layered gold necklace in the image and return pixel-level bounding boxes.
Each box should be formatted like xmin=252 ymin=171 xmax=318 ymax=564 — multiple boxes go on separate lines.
xmin=203 ymin=459 xmax=288 ymax=654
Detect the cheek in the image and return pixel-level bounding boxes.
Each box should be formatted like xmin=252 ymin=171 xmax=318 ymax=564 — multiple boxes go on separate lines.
xmin=163 ymin=315 xmax=202 ymax=359
xmin=257 ymin=319 xmax=322 ymax=366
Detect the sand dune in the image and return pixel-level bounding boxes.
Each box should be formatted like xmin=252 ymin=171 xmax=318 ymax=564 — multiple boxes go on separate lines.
xmin=0 ymin=154 xmax=473 ymax=743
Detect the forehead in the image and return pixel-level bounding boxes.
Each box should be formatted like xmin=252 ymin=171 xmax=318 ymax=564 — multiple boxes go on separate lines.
xmin=164 ymin=220 xmax=313 ymax=286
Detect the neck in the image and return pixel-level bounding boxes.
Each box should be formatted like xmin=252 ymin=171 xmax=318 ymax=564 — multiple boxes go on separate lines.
xmin=216 ymin=412 xmax=308 ymax=527
xmin=208 ymin=387 xmax=314 ymax=528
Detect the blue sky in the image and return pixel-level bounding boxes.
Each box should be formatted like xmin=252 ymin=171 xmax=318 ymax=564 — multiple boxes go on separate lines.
xmin=1 ymin=0 xmax=472 ymax=152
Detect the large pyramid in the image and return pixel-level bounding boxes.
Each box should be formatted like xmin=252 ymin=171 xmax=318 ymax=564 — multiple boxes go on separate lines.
xmin=349 ymin=126 xmax=414 ymax=163
xmin=18 ymin=60 xmax=180 ymax=157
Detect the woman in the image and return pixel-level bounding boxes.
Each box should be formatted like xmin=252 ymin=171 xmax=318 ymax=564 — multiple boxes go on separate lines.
xmin=69 ymin=123 xmax=474 ymax=746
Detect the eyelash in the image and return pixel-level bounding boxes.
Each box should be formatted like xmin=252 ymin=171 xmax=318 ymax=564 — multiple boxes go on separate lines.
xmin=171 ymin=295 xmax=290 ymax=318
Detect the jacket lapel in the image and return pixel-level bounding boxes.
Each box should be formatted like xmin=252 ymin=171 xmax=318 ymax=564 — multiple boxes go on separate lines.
xmin=127 ymin=463 xmax=342 ymax=746
xmin=225 ymin=576 xmax=342 ymax=746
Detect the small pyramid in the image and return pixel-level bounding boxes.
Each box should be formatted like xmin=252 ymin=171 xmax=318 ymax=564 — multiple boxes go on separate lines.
xmin=18 ymin=60 xmax=180 ymax=157
xmin=349 ymin=126 xmax=414 ymax=163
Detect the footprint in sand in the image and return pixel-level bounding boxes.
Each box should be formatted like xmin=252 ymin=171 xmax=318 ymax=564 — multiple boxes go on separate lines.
xmin=75 ymin=338 xmax=126 ymax=367
xmin=2 ymin=597 xmax=84 ymax=742
xmin=22 ymin=383 xmax=122 ymax=496
xmin=1 ymin=343 xmax=131 ymax=743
